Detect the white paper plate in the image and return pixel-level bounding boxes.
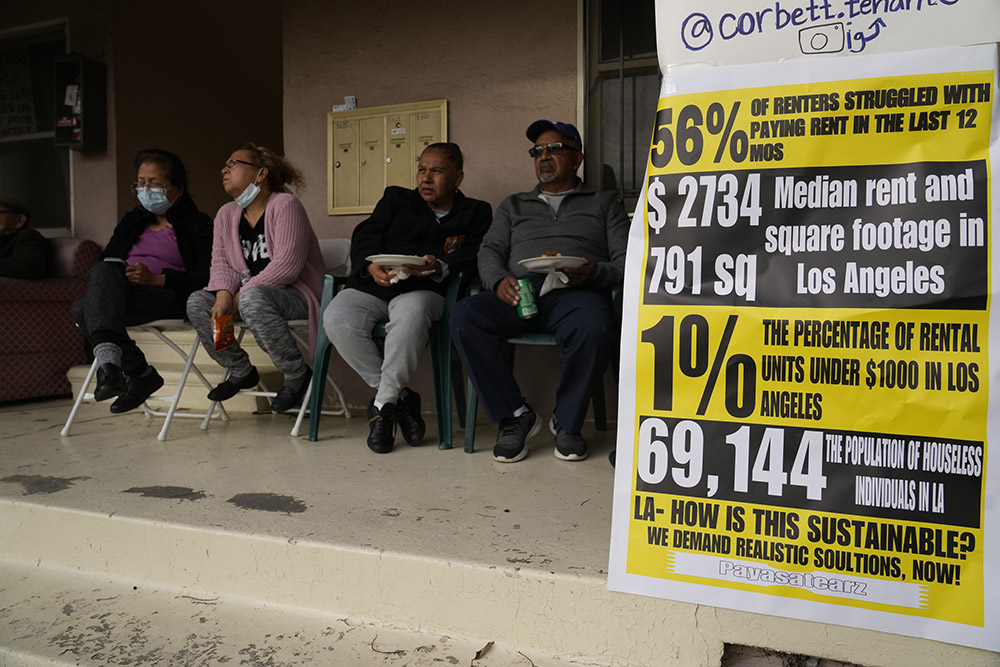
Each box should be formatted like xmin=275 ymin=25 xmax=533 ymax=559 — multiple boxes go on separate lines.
xmin=365 ymin=254 xmax=430 ymax=267
xmin=518 ymin=255 xmax=586 ymax=273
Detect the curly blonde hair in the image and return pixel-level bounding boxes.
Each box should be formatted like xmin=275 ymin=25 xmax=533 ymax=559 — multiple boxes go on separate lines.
xmin=237 ymin=143 xmax=305 ymax=193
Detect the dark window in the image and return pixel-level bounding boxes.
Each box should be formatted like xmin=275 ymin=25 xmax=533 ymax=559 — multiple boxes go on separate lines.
xmin=586 ymin=1 xmax=659 ymax=210
xmin=0 ymin=24 xmax=70 ymax=232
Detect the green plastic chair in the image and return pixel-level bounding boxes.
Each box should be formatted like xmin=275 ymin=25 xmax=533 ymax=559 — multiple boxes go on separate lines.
xmin=308 ymin=270 xmax=467 ymax=449
xmin=461 ymin=285 xmax=614 ymax=453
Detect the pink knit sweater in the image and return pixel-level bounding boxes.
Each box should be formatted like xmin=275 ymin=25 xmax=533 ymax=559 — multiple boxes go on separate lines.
xmin=206 ymin=192 xmax=324 ymax=353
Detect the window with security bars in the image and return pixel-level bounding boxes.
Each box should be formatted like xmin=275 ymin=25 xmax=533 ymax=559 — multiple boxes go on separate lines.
xmin=585 ymin=0 xmax=659 ymax=211
xmin=0 ymin=23 xmax=70 ymax=233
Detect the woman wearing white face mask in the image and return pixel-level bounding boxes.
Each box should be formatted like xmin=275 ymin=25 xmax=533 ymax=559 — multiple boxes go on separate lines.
xmin=186 ymin=143 xmax=325 ymax=414
xmin=71 ymin=148 xmax=214 ymax=413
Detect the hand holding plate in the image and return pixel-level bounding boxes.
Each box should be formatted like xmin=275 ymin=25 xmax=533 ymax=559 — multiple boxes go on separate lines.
xmin=561 ymin=257 xmax=595 ymax=286
xmin=367 ymin=261 xmax=394 ymax=286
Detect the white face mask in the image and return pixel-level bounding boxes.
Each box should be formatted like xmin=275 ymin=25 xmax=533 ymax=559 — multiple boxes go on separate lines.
xmin=234 ymin=169 xmax=263 ymax=208
xmin=136 ymin=186 xmax=174 ymax=215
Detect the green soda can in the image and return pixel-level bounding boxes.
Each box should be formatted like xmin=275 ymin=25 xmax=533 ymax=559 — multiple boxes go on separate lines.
xmin=516 ymin=278 xmax=538 ymax=319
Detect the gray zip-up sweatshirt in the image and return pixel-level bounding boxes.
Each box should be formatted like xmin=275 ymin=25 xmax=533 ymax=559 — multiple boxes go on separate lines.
xmin=477 ymin=181 xmax=630 ymax=292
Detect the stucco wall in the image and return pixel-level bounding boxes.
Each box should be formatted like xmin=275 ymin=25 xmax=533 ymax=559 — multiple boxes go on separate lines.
xmin=109 ymin=2 xmax=283 ymax=227
xmin=281 ymin=0 xmax=600 ymax=417
xmin=282 ymin=0 xmax=580 ymax=238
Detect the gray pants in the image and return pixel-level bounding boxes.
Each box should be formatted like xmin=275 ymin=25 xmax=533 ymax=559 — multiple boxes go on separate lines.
xmin=323 ymin=288 xmax=444 ymax=405
xmin=186 ymin=286 xmax=309 ymax=379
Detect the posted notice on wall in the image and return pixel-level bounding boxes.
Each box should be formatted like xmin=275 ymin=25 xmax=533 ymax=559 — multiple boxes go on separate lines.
xmin=608 ymin=44 xmax=999 ymax=651
xmin=657 ymin=0 xmax=1000 ymax=69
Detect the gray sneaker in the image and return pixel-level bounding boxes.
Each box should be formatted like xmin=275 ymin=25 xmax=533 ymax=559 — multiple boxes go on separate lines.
xmin=550 ymin=415 xmax=588 ymax=461
xmin=494 ymin=405 xmax=541 ymax=463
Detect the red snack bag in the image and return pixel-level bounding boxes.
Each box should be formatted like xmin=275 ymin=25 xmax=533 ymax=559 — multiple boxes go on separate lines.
xmin=212 ymin=314 xmax=235 ymax=351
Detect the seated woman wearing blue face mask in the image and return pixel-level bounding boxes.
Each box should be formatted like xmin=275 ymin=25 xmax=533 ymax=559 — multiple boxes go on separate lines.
xmin=71 ymin=148 xmax=214 ymax=413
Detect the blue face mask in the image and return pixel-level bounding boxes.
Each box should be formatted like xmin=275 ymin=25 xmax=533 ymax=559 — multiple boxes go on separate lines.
xmin=136 ymin=186 xmax=174 ymax=215
xmin=234 ymin=169 xmax=263 ymax=208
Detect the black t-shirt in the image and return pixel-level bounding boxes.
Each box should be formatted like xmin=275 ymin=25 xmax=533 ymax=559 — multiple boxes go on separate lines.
xmin=238 ymin=211 xmax=270 ymax=277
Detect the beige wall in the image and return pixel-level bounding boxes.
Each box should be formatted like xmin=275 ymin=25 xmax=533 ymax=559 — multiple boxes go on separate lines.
xmin=109 ymin=1 xmax=283 ymax=226
xmin=281 ymin=0 xmax=594 ymax=415
xmin=282 ymin=0 xmax=580 ymax=239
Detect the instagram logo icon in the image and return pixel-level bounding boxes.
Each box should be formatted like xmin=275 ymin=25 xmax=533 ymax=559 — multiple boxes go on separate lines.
xmin=799 ymin=23 xmax=845 ymax=54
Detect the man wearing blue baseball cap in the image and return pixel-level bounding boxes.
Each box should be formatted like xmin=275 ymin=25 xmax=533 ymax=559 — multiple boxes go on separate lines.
xmin=450 ymin=119 xmax=628 ymax=463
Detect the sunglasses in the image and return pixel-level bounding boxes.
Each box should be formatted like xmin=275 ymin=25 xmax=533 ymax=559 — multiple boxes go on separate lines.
xmin=528 ymin=142 xmax=577 ymax=158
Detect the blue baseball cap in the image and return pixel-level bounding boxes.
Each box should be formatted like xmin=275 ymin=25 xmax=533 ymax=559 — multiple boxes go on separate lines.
xmin=526 ymin=119 xmax=582 ymax=152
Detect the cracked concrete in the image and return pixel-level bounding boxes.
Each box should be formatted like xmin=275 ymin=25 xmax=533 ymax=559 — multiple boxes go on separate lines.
xmin=0 ymin=399 xmax=995 ymax=666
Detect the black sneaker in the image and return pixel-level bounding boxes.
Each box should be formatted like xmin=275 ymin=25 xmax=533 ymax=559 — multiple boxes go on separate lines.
xmin=395 ymin=387 xmax=425 ymax=446
xmin=367 ymin=398 xmax=395 ymax=454
xmin=94 ymin=363 xmax=126 ymax=402
xmin=110 ymin=367 xmax=164 ymax=414
xmin=493 ymin=405 xmax=540 ymax=463
xmin=271 ymin=368 xmax=312 ymax=413
xmin=207 ymin=367 xmax=259 ymax=402
xmin=551 ymin=415 xmax=588 ymax=461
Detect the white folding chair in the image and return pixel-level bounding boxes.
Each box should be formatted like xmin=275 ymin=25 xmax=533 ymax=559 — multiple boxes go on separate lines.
xmin=61 ymin=320 xmax=229 ymax=442
xmin=199 ymin=238 xmax=352 ymax=437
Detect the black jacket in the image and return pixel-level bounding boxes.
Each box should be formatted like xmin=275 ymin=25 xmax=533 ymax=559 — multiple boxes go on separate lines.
xmin=0 ymin=227 xmax=50 ymax=279
xmin=347 ymin=186 xmax=492 ymax=300
xmin=101 ymin=193 xmax=213 ymax=298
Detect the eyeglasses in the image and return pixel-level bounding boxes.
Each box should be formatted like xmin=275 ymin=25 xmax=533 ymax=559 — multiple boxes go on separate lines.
xmin=528 ymin=142 xmax=577 ymax=158
xmin=130 ymin=183 xmax=175 ymax=195
xmin=223 ymin=158 xmax=261 ymax=170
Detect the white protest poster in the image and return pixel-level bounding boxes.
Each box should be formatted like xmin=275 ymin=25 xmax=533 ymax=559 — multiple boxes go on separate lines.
xmin=657 ymin=0 xmax=1000 ymax=69
xmin=608 ymin=43 xmax=999 ymax=651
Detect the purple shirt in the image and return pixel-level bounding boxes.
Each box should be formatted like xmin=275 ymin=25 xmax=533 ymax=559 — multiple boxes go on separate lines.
xmin=126 ymin=225 xmax=185 ymax=275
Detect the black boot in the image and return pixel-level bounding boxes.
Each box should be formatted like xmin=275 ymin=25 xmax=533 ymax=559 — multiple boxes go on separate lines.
xmin=395 ymin=388 xmax=425 ymax=446
xmin=366 ymin=398 xmax=396 ymax=453
xmin=110 ymin=366 xmax=164 ymax=413
xmin=272 ymin=368 xmax=312 ymax=413
xmin=94 ymin=363 xmax=126 ymax=402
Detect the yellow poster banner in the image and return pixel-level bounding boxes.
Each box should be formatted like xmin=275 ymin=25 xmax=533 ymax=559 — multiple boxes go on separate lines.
xmin=609 ymin=45 xmax=999 ymax=651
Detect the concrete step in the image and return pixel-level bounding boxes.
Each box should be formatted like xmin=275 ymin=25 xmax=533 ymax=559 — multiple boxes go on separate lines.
xmin=3 ymin=400 xmax=991 ymax=667
xmin=67 ymin=329 xmax=291 ymax=415
xmin=0 ymin=557 xmax=572 ymax=667
xmin=0 ymin=497 xmax=633 ymax=666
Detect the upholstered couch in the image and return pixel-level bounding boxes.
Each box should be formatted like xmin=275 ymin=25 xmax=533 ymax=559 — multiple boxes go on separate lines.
xmin=0 ymin=237 xmax=100 ymax=402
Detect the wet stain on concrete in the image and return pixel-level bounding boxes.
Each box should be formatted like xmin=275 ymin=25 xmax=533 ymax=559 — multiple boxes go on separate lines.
xmin=0 ymin=474 xmax=89 ymax=495
xmin=227 ymin=493 xmax=307 ymax=514
xmin=123 ymin=486 xmax=207 ymax=501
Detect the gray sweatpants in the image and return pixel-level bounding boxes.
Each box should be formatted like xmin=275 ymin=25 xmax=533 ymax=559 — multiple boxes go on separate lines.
xmin=323 ymin=288 xmax=444 ymax=406
xmin=186 ymin=286 xmax=309 ymax=380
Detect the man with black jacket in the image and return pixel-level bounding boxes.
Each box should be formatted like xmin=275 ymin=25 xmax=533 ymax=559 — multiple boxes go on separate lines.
xmin=0 ymin=197 xmax=49 ymax=279
xmin=324 ymin=142 xmax=491 ymax=453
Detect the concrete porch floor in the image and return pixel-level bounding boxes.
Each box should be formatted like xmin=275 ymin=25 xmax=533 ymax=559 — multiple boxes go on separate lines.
xmin=0 ymin=398 xmax=992 ymax=666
